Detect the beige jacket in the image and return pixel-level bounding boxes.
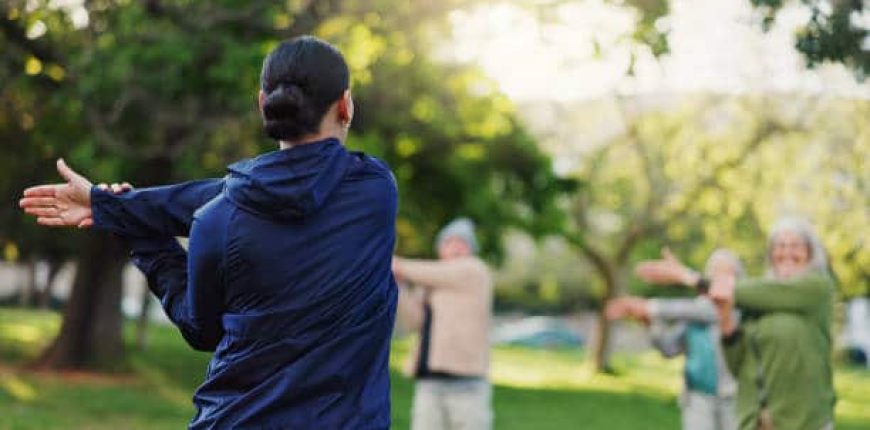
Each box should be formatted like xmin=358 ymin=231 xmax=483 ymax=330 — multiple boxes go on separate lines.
xmin=396 ymin=256 xmax=493 ymax=378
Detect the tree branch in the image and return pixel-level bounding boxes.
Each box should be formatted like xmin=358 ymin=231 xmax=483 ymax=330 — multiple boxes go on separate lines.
xmin=564 ymin=232 xmax=616 ymax=296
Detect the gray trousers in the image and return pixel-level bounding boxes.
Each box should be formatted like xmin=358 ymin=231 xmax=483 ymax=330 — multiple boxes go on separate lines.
xmin=411 ymin=378 xmax=492 ymax=430
xmin=680 ymin=390 xmax=737 ymax=430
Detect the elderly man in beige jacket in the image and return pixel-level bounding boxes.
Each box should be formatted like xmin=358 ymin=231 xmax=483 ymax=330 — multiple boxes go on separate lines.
xmin=393 ymin=218 xmax=494 ymax=430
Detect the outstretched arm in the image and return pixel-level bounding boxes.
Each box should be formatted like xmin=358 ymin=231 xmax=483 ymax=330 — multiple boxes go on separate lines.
xmin=634 ymin=248 xmax=702 ymax=289
xmin=90 ymin=179 xmax=223 ymax=237
xmin=732 ymin=273 xmax=833 ymax=314
xmin=647 ymin=297 xmax=719 ymax=323
xmin=650 ymin=321 xmax=686 ymax=358
xmin=392 ymin=256 xmax=490 ymax=291
xmin=128 ymin=216 xmax=226 ymax=351
xmin=20 ymin=159 xmax=223 ymax=237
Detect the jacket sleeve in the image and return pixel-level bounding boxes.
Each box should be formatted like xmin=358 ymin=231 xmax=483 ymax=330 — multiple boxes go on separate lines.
xmin=649 ymin=321 xmax=686 ymax=358
xmin=395 ymin=257 xmax=489 ymax=291
xmin=128 ymin=214 xmax=226 ymax=351
xmin=91 ymin=178 xmax=224 ymax=238
xmin=734 ymin=272 xmax=833 ymax=314
xmin=648 ymin=297 xmax=719 ymax=323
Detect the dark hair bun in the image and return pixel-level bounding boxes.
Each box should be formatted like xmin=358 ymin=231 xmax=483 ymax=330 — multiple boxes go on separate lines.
xmin=262 ymin=84 xmax=318 ymax=141
xmin=259 ymin=36 xmax=350 ymax=142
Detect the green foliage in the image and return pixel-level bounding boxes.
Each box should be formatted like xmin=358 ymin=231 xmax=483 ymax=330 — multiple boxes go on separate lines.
xmin=622 ymin=0 xmax=671 ymax=58
xmin=0 ymin=0 xmax=569 ymax=263
xmin=562 ymin=95 xmax=868 ymax=298
xmin=614 ymin=0 xmax=868 ymax=78
xmin=753 ymin=0 xmax=868 ymax=79
xmin=329 ymin=22 xmax=572 ymax=259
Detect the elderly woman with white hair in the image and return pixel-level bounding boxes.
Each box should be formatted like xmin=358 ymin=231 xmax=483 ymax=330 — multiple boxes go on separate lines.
xmin=607 ymin=249 xmax=743 ymax=430
xmin=636 ymin=217 xmax=836 ymax=430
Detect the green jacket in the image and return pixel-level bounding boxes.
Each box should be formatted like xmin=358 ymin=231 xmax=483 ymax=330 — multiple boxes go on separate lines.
xmin=723 ymin=271 xmax=835 ymax=430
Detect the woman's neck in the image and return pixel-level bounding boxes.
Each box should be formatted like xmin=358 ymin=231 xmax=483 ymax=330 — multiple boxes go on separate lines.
xmin=278 ymin=128 xmax=345 ymax=150
xmin=279 ymin=135 xmax=339 ymax=150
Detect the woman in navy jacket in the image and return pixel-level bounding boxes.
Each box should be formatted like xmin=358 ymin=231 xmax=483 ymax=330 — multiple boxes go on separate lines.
xmin=20 ymin=36 xmax=398 ymax=429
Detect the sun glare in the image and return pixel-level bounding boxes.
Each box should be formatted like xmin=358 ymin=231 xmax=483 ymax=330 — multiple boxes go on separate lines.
xmin=446 ymin=0 xmax=869 ymax=102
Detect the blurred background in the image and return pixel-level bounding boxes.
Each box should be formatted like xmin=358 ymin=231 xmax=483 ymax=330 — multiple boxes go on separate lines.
xmin=0 ymin=0 xmax=867 ymax=429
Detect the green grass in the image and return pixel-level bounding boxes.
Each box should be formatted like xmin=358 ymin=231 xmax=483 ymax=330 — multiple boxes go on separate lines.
xmin=1 ymin=308 xmax=869 ymax=429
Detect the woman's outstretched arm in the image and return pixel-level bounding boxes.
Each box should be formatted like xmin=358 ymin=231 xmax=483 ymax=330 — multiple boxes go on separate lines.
xmin=90 ymin=179 xmax=223 ymax=237
xmin=20 ymin=159 xmax=223 ymax=237
xmin=127 ymin=212 xmax=226 ymax=351
xmin=732 ymin=273 xmax=834 ymax=314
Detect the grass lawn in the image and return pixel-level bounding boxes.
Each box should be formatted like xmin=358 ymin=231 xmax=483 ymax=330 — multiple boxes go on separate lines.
xmin=1 ymin=308 xmax=868 ymax=429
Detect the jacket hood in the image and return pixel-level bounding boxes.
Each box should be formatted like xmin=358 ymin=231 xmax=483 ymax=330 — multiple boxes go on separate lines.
xmin=225 ymin=138 xmax=351 ymax=220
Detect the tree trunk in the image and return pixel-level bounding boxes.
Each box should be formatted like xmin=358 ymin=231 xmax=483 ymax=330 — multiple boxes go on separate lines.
xmin=38 ymin=258 xmax=63 ymax=309
xmin=591 ymin=303 xmax=613 ymax=372
xmin=32 ymin=233 xmax=127 ymax=371
xmin=568 ymin=234 xmax=620 ymax=373
xmin=590 ymin=265 xmax=627 ymax=373
xmin=19 ymin=257 xmax=37 ymax=307
xmin=135 ymin=285 xmax=152 ymax=350
xmin=591 ymin=274 xmax=618 ymax=373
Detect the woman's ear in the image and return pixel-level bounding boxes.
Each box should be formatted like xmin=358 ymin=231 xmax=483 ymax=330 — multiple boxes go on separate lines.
xmin=258 ymin=90 xmax=266 ymax=115
xmin=337 ymin=90 xmax=354 ymax=124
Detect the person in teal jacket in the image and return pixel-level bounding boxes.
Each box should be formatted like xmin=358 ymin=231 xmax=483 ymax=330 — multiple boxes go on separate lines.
xmin=607 ymin=249 xmax=741 ymax=430
xmin=636 ymin=217 xmax=835 ymax=430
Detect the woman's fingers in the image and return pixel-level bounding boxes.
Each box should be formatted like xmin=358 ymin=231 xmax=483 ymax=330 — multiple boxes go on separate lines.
xmin=22 ymin=184 xmax=61 ymax=198
xmin=77 ymin=218 xmax=94 ymax=229
xmin=36 ymin=217 xmax=67 ymax=227
xmin=709 ymin=274 xmax=736 ymax=303
xmin=605 ymin=298 xmax=633 ymax=320
xmin=24 ymin=207 xmax=59 ymax=217
xmin=19 ymin=196 xmax=57 ymax=208
xmin=635 ymin=261 xmax=683 ymax=285
xmin=605 ymin=301 xmax=623 ymax=320
xmin=56 ymin=158 xmax=86 ymax=185
xmin=635 ymin=261 xmax=665 ymax=277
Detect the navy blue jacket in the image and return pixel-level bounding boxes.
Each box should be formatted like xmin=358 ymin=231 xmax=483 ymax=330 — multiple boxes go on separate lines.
xmin=91 ymin=139 xmax=398 ymax=429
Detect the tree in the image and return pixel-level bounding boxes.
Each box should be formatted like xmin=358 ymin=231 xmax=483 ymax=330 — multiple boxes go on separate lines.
xmin=547 ymin=95 xmax=825 ymax=371
xmin=2 ymin=0 xmax=567 ymax=369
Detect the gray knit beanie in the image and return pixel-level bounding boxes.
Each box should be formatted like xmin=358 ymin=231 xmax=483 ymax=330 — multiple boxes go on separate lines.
xmin=435 ymin=218 xmax=479 ymax=254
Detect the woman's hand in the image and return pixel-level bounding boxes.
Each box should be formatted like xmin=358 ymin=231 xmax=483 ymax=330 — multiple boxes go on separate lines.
xmin=606 ymin=296 xmax=650 ymax=323
xmin=19 ymin=159 xmax=132 ymax=229
xmin=710 ymin=273 xmax=737 ymax=335
xmin=709 ymin=273 xmax=736 ymax=307
xmin=391 ymin=256 xmax=406 ymax=285
xmin=635 ymin=247 xmax=700 ymax=287
xmin=19 ymin=159 xmax=95 ymax=228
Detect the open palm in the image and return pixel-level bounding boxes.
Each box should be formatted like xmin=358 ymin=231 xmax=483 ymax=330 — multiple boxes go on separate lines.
xmin=634 ymin=248 xmax=698 ymax=286
xmin=19 ymin=159 xmax=94 ymax=228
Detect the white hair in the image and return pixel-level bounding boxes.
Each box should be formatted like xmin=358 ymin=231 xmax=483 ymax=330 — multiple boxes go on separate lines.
xmin=704 ymin=248 xmax=746 ymax=279
xmin=765 ymin=216 xmax=829 ymax=278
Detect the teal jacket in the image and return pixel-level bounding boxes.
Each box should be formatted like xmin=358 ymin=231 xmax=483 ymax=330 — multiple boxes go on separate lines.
xmin=723 ymin=271 xmax=835 ymax=430
xmin=649 ymin=297 xmax=737 ymax=397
